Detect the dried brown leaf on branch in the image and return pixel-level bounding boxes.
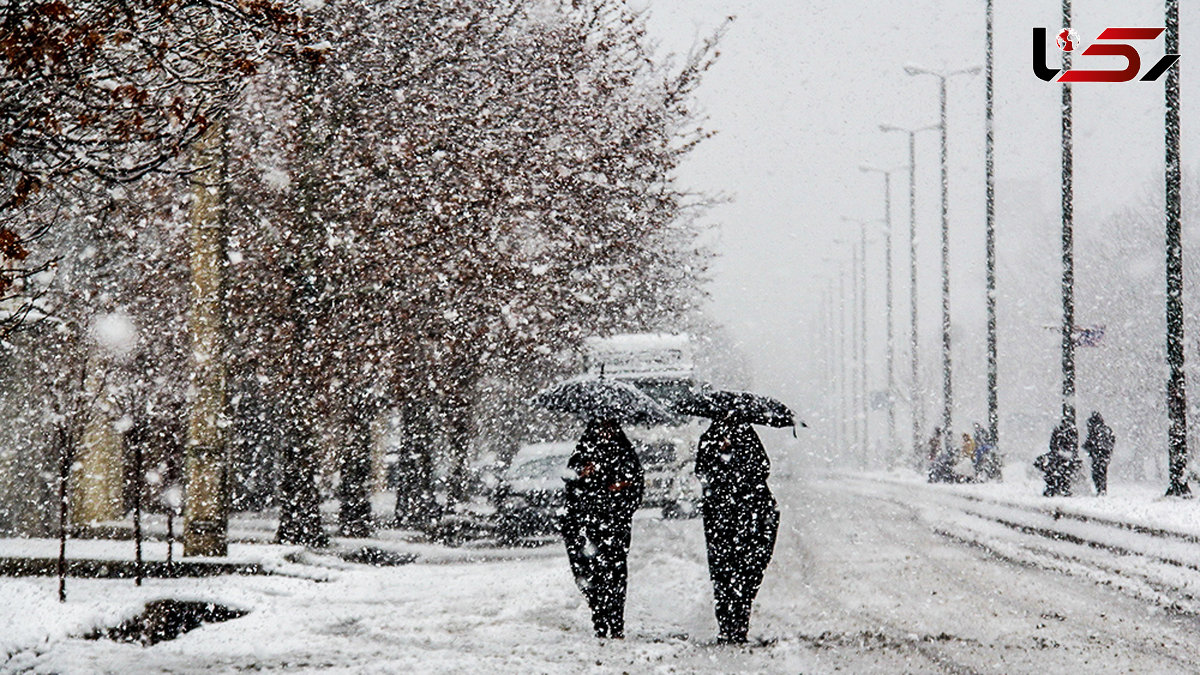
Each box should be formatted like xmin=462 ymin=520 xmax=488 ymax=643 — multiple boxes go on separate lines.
xmin=0 ymin=228 xmax=28 ymax=261
xmin=0 ymin=0 xmax=306 ymax=330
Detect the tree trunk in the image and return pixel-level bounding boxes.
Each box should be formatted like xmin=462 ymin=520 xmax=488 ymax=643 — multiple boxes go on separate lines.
xmin=275 ymin=388 xmax=329 ymax=546
xmin=443 ymin=399 xmax=474 ymax=506
xmin=70 ymin=352 xmax=124 ymax=525
xmin=183 ymin=118 xmax=231 ymax=557
xmin=338 ymin=402 xmax=375 ymax=538
xmin=275 ymin=56 xmax=331 ymax=548
xmin=392 ymin=407 xmax=437 ymax=528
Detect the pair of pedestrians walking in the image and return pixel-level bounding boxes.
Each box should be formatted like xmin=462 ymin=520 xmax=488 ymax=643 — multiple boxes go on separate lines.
xmin=1035 ymin=412 xmax=1114 ymax=497
xmin=559 ymin=417 xmax=779 ymax=643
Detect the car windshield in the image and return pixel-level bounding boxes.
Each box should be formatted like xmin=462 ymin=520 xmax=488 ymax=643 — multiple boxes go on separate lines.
xmin=506 ymin=455 xmax=568 ymax=481
xmin=638 ymin=441 xmax=677 ymax=466
xmin=629 ymin=378 xmax=698 ymax=409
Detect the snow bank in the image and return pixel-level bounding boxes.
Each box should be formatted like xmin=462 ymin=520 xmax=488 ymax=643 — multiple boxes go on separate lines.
xmin=0 ymin=581 xmax=135 ymax=667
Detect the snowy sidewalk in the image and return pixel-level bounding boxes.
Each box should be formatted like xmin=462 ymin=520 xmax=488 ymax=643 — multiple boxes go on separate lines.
xmin=10 ymin=477 xmax=1200 ymax=672
xmin=0 ymin=538 xmax=320 ymax=580
xmin=1 ymin=513 xmax=782 ymax=674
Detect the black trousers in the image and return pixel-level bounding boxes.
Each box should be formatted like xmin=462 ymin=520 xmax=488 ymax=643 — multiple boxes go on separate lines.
xmin=702 ymin=489 xmax=779 ymax=642
xmin=1090 ymin=457 xmax=1110 ymax=495
xmin=561 ymin=505 xmax=633 ymax=638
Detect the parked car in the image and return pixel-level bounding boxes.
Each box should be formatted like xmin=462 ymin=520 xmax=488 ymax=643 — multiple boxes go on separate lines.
xmin=495 ymin=442 xmax=574 ymax=542
xmin=629 ymin=428 xmax=701 ymax=519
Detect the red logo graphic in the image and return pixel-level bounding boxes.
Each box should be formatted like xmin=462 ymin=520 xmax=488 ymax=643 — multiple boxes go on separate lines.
xmin=1056 ymin=28 xmax=1077 ymax=52
xmin=1033 ymin=27 xmax=1180 ymax=83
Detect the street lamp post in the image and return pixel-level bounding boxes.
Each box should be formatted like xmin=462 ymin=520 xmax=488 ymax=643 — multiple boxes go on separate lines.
xmin=857 ymin=223 xmax=868 ymax=466
xmin=881 ymin=123 xmax=938 ymax=466
xmin=825 ymin=273 xmax=844 ymax=456
xmin=1060 ymin=0 xmax=1078 ymax=462
xmin=826 ymin=282 xmax=840 ymax=456
xmin=905 ymin=64 xmax=981 ymax=457
xmin=839 ymin=264 xmax=855 ymax=461
xmin=1164 ymin=0 xmax=1189 ymax=496
xmin=861 ymin=165 xmax=908 ymax=466
xmin=841 ymin=217 xmax=876 ymax=467
xmin=985 ymin=0 xmax=999 ymax=457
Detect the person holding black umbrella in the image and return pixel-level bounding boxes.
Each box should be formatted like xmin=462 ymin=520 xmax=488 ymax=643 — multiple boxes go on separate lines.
xmin=532 ymin=376 xmax=671 ymax=639
xmin=696 ymin=413 xmax=780 ymax=644
xmin=674 ymin=389 xmax=794 ymax=644
xmin=559 ymin=417 xmax=644 ymax=639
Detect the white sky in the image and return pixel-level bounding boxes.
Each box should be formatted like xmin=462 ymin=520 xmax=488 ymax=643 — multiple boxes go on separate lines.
xmin=644 ymin=0 xmax=1200 ymax=457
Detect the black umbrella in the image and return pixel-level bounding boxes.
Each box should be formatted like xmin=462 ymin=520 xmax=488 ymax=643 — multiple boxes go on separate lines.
xmin=673 ymin=389 xmax=804 ymax=428
xmin=531 ymin=377 xmax=677 ymax=426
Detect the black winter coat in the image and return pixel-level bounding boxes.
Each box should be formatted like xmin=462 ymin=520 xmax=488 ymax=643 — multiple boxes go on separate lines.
xmin=1036 ymin=422 xmax=1080 ymax=497
xmin=1083 ymin=415 xmax=1115 ymax=464
xmin=696 ymin=420 xmax=772 ymax=500
xmin=564 ymin=423 xmax=643 ymax=520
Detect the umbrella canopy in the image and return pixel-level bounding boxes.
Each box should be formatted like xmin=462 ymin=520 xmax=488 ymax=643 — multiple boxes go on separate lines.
xmin=531 ymin=377 xmax=677 ymax=426
xmin=673 ymin=389 xmax=803 ymax=428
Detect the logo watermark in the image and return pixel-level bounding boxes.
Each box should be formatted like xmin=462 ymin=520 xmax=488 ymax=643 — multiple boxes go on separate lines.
xmin=1033 ymin=27 xmax=1179 ymax=82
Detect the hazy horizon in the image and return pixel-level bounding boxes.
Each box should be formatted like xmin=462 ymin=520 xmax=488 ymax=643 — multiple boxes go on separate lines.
xmin=645 ymin=0 xmax=1199 ymax=470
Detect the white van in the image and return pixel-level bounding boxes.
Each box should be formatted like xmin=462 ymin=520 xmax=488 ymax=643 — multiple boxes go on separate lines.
xmin=583 ymin=333 xmax=703 ymax=518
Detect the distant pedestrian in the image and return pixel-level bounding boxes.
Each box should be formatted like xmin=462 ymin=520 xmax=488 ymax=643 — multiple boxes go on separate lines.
xmin=927 ymin=427 xmax=942 ymax=464
xmin=696 ymin=416 xmax=779 ymax=644
xmin=1082 ymin=412 xmax=1115 ymax=495
xmin=560 ymin=418 xmax=644 ymax=639
xmin=960 ymin=432 xmax=977 ymax=463
xmin=959 ymin=432 xmax=978 ymax=481
xmin=927 ymin=427 xmax=946 ymax=483
xmin=973 ymin=423 xmax=1000 ymax=481
xmin=1035 ymin=421 xmax=1080 ymax=497
xmin=927 ymin=427 xmax=956 ymax=483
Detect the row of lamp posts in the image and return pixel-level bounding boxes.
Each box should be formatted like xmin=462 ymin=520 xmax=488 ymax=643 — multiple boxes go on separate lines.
xmin=833 ymin=0 xmax=1188 ymax=497
xmin=832 ymin=58 xmax=977 ymax=469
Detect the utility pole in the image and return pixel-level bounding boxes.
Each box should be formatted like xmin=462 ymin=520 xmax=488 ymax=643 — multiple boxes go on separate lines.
xmin=985 ymin=0 xmax=999 ymax=457
xmin=851 ymin=243 xmax=864 ymax=465
xmin=938 ymin=73 xmax=952 ymax=459
xmin=881 ymin=123 xmax=938 ymax=464
xmin=183 ymin=117 xmax=230 ymax=557
xmin=1060 ymin=0 xmax=1078 ymax=458
xmin=839 ymin=270 xmax=852 ymax=461
xmin=884 ymin=173 xmax=896 ymax=466
xmin=824 ymin=283 xmax=839 ymax=456
xmin=841 ymin=218 xmax=871 ymax=466
xmin=861 ymin=166 xmax=905 ymax=465
xmin=906 ymin=64 xmax=981 ymax=457
xmin=1164 ymin=0 xmax=1190 ymax=497
xmin=908 ymin=131 xmax=922 ymax=465
xmin=859 ymin=223 xmax=869 ymax=466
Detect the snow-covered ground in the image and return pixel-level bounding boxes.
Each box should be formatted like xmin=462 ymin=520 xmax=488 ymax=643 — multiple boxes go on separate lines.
xmin=7 ymin=467 xmax=1200 ymax=673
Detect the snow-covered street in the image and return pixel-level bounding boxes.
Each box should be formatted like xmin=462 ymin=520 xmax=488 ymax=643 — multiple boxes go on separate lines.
xmin=10 ymin=467 xmax=1200 ymax=674
xmin=5 ymin=0 xmax=1200 ymax=672
xmin=762 ymin=477 xmax=1200 ymax=673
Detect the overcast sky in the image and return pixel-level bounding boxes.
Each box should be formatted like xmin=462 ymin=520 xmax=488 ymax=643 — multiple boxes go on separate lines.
xmin=642 ymin=0 xmax=1199 ymax=457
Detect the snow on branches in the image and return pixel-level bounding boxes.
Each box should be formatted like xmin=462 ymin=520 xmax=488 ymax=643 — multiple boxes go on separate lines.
xmin=0 ymin=0 xmax=302 ymax=329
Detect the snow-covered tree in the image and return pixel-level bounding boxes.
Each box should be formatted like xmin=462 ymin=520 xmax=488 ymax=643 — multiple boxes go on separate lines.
xmin=0 ymin=0 xmax=721 ymax=541
xmin=219 ymin=0 xmax=717 ymax=539
xmin=0 ymin=0 xmax=301 ymax=334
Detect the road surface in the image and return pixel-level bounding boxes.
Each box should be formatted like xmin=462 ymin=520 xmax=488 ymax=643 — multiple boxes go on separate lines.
xmin=14 ymin=474 xmax=1200 ymax=673
xmin=746 ymin=477 xmax=1200 ymax=673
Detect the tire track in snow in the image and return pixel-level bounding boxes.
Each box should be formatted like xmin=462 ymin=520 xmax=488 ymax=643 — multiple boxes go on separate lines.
xmin=772 ymin=480 xmax=987 ymax=675
xmin=838 ymin=476 xmax=1200 ymax=671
